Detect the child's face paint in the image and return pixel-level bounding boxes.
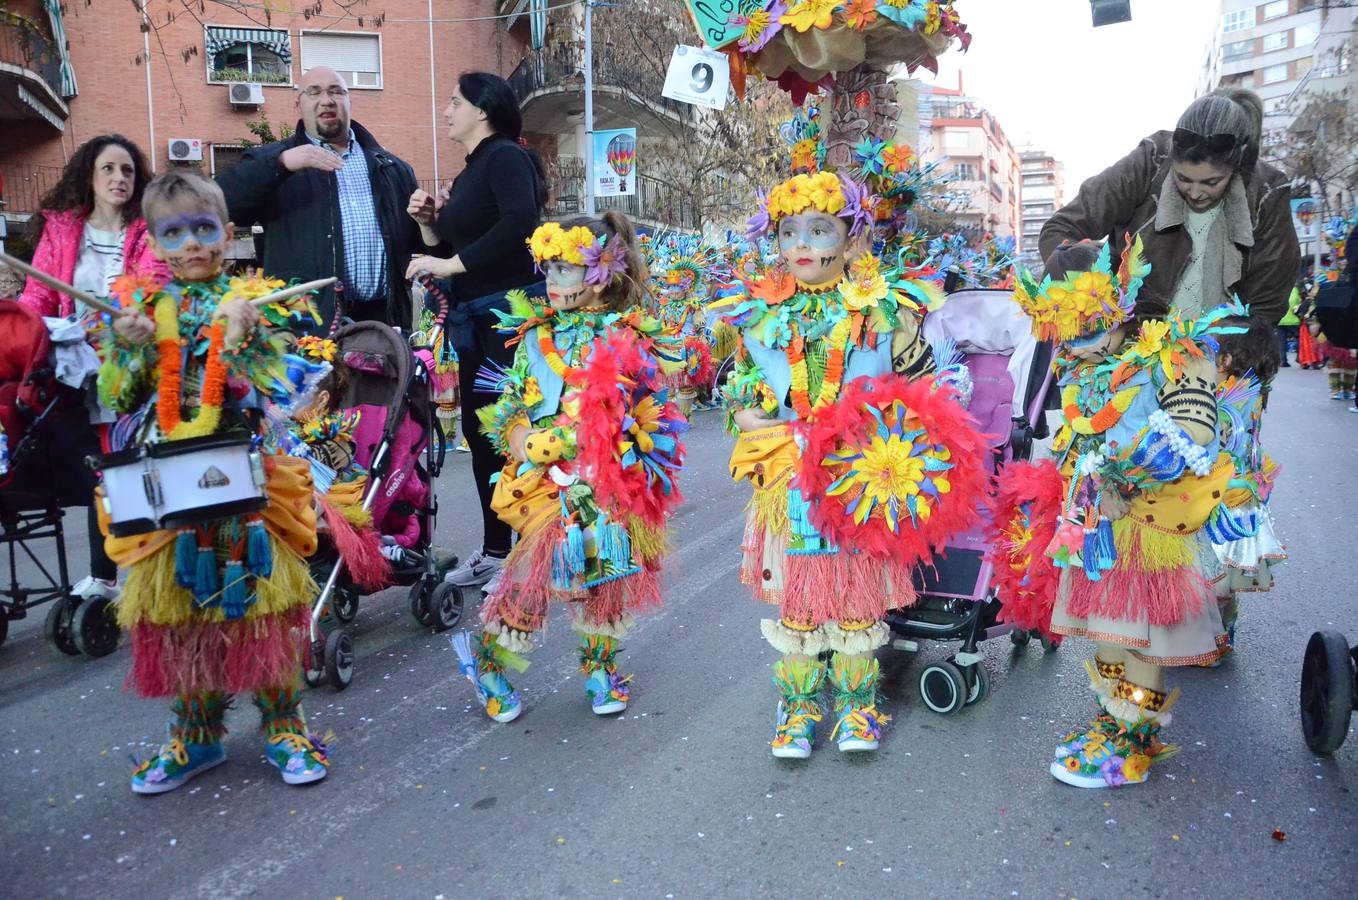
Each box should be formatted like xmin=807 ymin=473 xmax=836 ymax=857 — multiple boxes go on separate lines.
xmin=544 ymin=260 xmax=592 ymax=310
xmin=1067 ymin=323 xmax=1127 ymax=361
xmin=777 ymin=212 xmax=849 ymax=287
xmin=149 ymin=209 xmax=231 ymax=281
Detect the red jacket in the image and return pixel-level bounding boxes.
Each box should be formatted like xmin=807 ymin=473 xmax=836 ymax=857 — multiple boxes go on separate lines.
xmin=17 ymin=209 xmax=170 ymax=317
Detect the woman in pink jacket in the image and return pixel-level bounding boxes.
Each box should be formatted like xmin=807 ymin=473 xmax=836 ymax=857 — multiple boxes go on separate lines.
xmin=17 ymin=134 xmax=169 ymax=606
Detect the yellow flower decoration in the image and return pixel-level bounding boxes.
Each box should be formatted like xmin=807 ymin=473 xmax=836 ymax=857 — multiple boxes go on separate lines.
xmin=296 ymin=336 xmax=337 ymax=362
xmin=527 ymin=222 xmax=594 ymax=267
xmin=765 ymin=172 xmax=848 ymax=226
xmin=224 ymin=272 xmax=287 ymax=303
xmin=1129 ymin=318 xmax=1170 ymax=359
xmin=839 ymin=255 xmax=888 ymax=311
xmin=1121 ymin=753 xmax=1151 ymax=783
xmin=780 ymin=0 xmax=838 ymax=32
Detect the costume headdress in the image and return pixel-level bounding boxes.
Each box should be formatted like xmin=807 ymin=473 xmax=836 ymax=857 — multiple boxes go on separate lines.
xmin=647 ymin=231 xmax=724 ymax=291
xmin=527 ymin=221 xmax=628 ymax=286
xmin=1013 ymin=236 xmax=1149 ymax=343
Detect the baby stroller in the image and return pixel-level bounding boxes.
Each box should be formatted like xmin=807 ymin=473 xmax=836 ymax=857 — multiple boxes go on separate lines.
xmin=884 ymin=288 xmax=1057 ymax=714
xmin=303 ymin=320 xmax=459 ymax=690
xmin=1301 ymin=629 xmax=1357 ymax=753
xmin=0 ymin=299 xmax=118 ymax=657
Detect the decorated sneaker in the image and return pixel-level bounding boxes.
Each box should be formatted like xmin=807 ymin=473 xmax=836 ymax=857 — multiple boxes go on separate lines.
xmin=478 ymin=669 xmax=523 ymax=723
xmin=130 ymin=738 xmax=225 ymax=795
xmin=583 ymin=667 xmax=630 ymax=715
xmin=831 ymin=705 xmax=888 ymax=752
xmin=771 ymin=701 xmax=820 ymax=759
xmin=453 ymin=631 xmax=526 ymax=723
xmin=265 ymin=732 xmax=330 ymax=785
xmin=1051 ymin=714 xmax=1162 ymax=789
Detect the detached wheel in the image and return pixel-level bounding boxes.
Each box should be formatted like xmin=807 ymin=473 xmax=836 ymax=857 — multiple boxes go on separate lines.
xmin=409 ymin=581 xmax=435 ymax=627
xmin=424 ymin=582 xmax=463 ymax=632
xmin=919 ymin=661 xmax=968 ymax=715
xmin=964 ymin=662 xmax=991 ymax=706
xmin=1010 ymin=629 xmax=1031 ymax=648
xmin=1301 ymin=631 xmax=1354 ymax=754
xmin=332 ymin=585 xmax=360 ymax=624
xmin=44 ymin=596 xmax=82 ymax=656
xmin=304 ymin=638 xmax=326 ymax=688
xmin=71 ymin=597 xmax=120 ymax=658
xmin=325 ymin=629 xmax=355 ymax=691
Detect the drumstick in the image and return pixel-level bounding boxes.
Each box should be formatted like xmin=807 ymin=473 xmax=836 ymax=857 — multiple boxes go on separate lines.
xmin=247 ymin=277 xmax=336 ymax=308
xmin=0 ymin=251 xmax=124 ymax=316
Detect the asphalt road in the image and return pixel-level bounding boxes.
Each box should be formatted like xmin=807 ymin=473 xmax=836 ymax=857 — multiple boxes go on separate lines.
xmin=1 ymin=366 xmax=1355 ymax=899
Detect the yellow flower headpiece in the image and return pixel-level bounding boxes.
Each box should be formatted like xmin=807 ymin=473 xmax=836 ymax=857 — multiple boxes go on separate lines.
xmin=296 ymin=335 xmax=338 ymax=362
xmin=527 ymin=221 xmax=598 ymax=268
xmin=1013 ymin=236 xmax=1150 ymax=343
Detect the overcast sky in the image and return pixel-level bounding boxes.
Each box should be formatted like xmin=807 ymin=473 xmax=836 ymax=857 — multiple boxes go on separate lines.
xmin=918 ymin=0 xmax=1222 ymax=194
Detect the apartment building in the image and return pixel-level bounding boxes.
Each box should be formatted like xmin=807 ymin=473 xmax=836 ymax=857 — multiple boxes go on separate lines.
xmin=1017 ymin=149 xmax=1065 ymax=270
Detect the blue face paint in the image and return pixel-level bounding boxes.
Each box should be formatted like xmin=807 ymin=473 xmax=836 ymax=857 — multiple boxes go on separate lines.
xmin=1067 ymin=328 xmax=1108 ymax=350
xmin=153 ymin=213 xmax=224 ymax=251
xmin=776 ymin=213 xmax=846 ymax=252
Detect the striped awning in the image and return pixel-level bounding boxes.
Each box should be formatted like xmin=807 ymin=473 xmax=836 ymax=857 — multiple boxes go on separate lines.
xmin=204 ymin=26 xmax=293 ymax=65
xmin=42 ymin=0 xmax=76 ymax=98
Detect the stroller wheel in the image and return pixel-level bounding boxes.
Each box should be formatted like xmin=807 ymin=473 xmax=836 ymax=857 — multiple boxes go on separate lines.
xmin=71 ymin=597 xmax=120 ymax=658
xmin=325 ymin=629 xmax=355 ymax=691
xmin=1301 ymin=631 xmax=1355 ymax=754
xmin=425 ymin=582 xmax=464 ymax=632
xmin=409 ymin=581 xmax=436 ymax=627
xmin=963 ymin=661 xmax=991 ymax=706
xmin=332 ymin=586 xmax=360 ymax=624
xmin=1010 ymin=629 xmax=1031 ymax=648
xmin=304 ymin=639 xmax=326 ymax=688
xmin=44 ymin=596 xmax=82 ymax=656
xmin=919 ymin=661 xmax=968 ymax=715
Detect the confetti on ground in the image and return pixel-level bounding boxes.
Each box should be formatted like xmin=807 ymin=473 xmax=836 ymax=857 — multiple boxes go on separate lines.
xmin=1272 ymin=828 xmax=1287 ymax=842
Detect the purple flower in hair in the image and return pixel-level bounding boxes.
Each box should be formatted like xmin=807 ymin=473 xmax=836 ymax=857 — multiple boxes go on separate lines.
xmin=745 ymin=188 xmax=772 ymax=240
xmin=837 ymin=175 xmax=876 ymax=236
xmin=581 ymin=234 xmax=629 ymax=286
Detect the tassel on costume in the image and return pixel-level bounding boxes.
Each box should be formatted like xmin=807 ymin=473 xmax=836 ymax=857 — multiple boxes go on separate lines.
xmin=577 ymin=633 xmax=621 ymax=675
xmin=174 ymin=529 xmax=197 ymax=588
xmin=246 ymin=519 xmax=272 ymax=579
xmin=193 ymin=526 xmax=220 ymax=601
xmin=772 ymin=657 xmax=826 ymax=717
xmin=253 ymin=684 xmax=307 ymax=738
xmin=170 ymin=691 xmax=230 ymax=744
xmin=221 ymin=559 xmax=249 ymax=621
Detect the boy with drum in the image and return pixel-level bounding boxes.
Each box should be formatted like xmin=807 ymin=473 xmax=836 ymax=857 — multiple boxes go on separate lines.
xmin=98 ymin=172 xmax=329 ymax=793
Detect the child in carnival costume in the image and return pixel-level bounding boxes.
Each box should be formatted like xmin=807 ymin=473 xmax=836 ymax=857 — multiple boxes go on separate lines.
xmin=646 ymin=232 xmax=723 ymax=416
xmin=712 ymin=137 xmax=990 ymax=759
xmin=1202 ymin=315 xmax=1286 ymax=656
xmin=1010 ymin=238 xmax=1243 ymax=789
xmin=96 ymin=173 xmax=329 ymax=793
xmin=453 ymin=211 xmax=688 ymax=722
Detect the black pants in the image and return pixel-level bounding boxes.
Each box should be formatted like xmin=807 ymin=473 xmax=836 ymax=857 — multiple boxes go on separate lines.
xmin=457 ymin=313 xmax=517 ymax=556
xmin=31 ymin=402 xmax=116 ymax=581
xmin=1277 ymin=325 xmax=1298 ymax=365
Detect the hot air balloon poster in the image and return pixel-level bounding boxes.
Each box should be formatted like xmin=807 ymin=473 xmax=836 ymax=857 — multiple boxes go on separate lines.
xmin=594 ymin=128 xmax=637 ymax=197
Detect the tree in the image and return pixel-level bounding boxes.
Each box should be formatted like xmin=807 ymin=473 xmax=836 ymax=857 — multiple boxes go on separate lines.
xmin=1273 ymin=32 xmax=1358 ymax=217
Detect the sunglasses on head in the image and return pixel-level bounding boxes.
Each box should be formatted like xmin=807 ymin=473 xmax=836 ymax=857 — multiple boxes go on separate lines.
xmin=1172 ymin=128 xmax=1239 ymax=154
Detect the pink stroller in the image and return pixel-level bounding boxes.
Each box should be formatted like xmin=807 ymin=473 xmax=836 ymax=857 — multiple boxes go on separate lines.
xmin=884 ymin=288 xmax=1058 ymax=714
xmin=303 ymin=321 xmax=460 ymax=690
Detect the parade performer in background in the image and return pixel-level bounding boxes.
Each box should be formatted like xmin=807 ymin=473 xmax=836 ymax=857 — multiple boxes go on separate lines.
xmin=96 ymin=172 xmax=329 ymax=793
xmin=1204 ymin=314 xmax=1285 ymax=657
xmin=1009 ymin=238 xmax=1242 ymax=789
xmin=646 ymin=233 xmax=723 ymax=415
xmin=713 ymin=129 xmax=989 ymax=758
xmin=452 ymin=211 xmax=687 ymax=723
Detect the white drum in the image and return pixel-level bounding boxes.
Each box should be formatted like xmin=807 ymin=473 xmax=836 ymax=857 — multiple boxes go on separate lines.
xmin=96 ymin=432 xmax=268 ymax=536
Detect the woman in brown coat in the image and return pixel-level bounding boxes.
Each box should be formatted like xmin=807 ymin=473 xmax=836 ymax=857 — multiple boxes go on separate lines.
xmin=1040 ymin=89 xmax=1299 ymax=324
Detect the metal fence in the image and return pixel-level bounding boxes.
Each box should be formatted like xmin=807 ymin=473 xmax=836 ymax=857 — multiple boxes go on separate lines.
xmin=0 ymin=164 xmax=65 ymax=215
xmin=0 ymin=12 xmax=65 ymax=101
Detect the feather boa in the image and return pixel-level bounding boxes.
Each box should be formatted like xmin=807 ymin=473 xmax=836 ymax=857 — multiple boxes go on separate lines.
xmin=985 ymin=459 xmax=1064 ymax=638
xmin=567 ymin=329 xmax=688 ymax=529
xmin=793 ymin=375 xmax=988 ymax=567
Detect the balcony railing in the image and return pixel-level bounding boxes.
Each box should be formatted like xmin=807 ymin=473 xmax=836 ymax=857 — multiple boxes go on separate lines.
xmin=506 ymin=39 xmax=696 ymax=126
xmin=0 ymin=163 xmax=65 ymax=215
xmin=0 ymin=13 xmax=65 ymax=102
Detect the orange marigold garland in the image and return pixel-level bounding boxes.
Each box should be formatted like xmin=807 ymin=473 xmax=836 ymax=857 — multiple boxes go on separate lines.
xmin=153 ymin=292 xmax=227 ymax=440
xmin=984 ymin=459 xmax=1065 ymax=639
xmin=793 ymin=374 xmax=988 ymax=566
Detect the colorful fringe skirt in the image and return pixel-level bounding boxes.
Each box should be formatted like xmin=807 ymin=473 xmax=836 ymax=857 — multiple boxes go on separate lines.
xmin=102 ymin=455 xmax=319 ymax=698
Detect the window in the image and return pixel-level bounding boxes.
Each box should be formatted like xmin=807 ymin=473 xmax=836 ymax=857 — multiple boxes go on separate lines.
xmin=1262 ymin=62 xmax=1289 ymax=83
xmin=1293 ymin=22 xmax=1320 ymax=48
xmin=210 ymin=145 xmax=247 ymax=177
xmin=1261 ymin=1 xmax=1287 ymax=21
xmin=301 ymin=31 xmax=382 ymax=89
xmin=1264 ymin=96 xmax=1288 ymax=114
xmin=953 ymin=163 xmax=977 ymax=181
xmin=1262 ymin=31 xmax=1287 ymax=52
xmin=1222 ymin=9 xmax=1251 ymax=32
xmin=205 ymin=26 xmax=292 ymax=84
xmin=1223 ymin=39 xmax=1253 ymax=60
xmin=944 ymin=129 xmax=971 ymax=150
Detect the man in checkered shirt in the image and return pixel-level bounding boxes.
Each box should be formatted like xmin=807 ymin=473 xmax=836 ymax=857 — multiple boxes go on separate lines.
xmin=219 ymin=66 xmax=434 ymax=332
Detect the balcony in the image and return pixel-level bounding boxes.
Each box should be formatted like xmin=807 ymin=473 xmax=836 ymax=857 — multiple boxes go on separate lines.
xmin=0 ymin=12 xmax=70 ymax=131
xmin=0 ymin=162 xmax=64 ymax=217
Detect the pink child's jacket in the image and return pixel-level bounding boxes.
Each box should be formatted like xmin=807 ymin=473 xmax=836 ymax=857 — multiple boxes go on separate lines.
xmin=17 ymin=209 xmax=170 ymax=316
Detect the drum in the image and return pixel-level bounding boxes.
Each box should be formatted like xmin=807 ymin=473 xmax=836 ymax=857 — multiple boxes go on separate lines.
xmin=94 ymin=432 xmax=268 ymax=536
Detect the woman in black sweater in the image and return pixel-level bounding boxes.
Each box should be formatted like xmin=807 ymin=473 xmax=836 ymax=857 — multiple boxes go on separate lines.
xmin=407 ymin=71 xmax=547 ymax=587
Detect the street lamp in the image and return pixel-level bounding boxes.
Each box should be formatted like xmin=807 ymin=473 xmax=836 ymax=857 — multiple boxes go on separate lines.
xmin=1090 ymin=1 xmax=1132 ymax=27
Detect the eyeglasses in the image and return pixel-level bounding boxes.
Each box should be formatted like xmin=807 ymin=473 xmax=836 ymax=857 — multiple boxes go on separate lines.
xmin=1172 ymin=128 xmax=1239 ymax=155
xmin=300 ymin=86 xmax=349 ymax=99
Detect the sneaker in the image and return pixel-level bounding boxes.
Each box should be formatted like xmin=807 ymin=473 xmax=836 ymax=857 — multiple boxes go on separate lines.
xmin=831 ymin=705 xmax=887 ymax=752
xmin=477 ymin=670 xmax=522 ymax=723
xmin=584 ymin=668 xmax=629 ymax=715
xmin=130 ymin=738 xmax=225 ymax=795
xmin=1050 ymin=714 xmax=1157 ymax=789
xmin=455 ymin=440 xmax=472 ymax=453
xmin=444 ymin=549 xmax=505 ymax=587
xmin=771 ymin=702 xmax=820 ymax=759
xmin=72 ymin=575 xmax=118 ymax=602
xmin=264 ymin=732 xmax=330 ymax=785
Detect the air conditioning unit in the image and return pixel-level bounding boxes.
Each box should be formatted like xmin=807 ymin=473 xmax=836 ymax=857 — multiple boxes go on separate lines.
xmin=167 ymin=138 xmax=203 ymax=162
xmin=228 ymin=82 xmax=266 ymax=106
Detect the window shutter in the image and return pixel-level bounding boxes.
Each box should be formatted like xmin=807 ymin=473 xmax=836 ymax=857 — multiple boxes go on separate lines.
xmin=302 ymin=33 xmax=380 ymax=74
